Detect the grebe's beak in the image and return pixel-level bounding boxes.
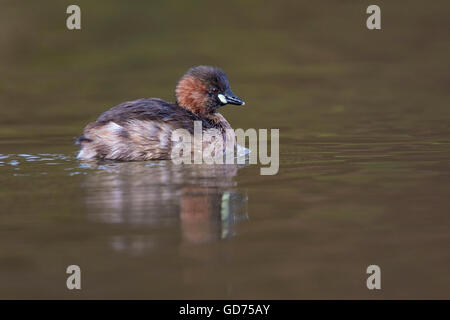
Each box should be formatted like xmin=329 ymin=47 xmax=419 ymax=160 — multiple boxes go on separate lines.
xmin=218 ymin=91 xmax=245 ymax=106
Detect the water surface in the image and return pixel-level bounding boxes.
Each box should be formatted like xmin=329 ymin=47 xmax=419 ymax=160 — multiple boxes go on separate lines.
xmin=0 ymin=0 xmax=449 ymax=299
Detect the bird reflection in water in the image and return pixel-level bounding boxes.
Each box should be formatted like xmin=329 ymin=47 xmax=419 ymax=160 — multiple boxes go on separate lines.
xmin=81 ymin=161 xmax=248 ymax=253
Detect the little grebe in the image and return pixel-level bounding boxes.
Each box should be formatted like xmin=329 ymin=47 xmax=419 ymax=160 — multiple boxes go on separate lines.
xmin=76 ymin=66 xmax=244 ymax=161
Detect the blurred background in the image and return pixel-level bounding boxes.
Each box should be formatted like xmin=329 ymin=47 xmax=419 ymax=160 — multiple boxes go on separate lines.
xmin=0 ymin=0 xmax=449 ymax=298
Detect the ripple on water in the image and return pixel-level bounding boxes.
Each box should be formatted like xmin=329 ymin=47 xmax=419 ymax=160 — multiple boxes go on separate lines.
xmin=0 ymin=153 xmax=80 ymax=177
xmin=0 ymin=149 xmax=251 ymax=177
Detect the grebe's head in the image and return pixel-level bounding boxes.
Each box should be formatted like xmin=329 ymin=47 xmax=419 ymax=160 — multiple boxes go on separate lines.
xmin=175 ymin=66 xmax=245 ymax=115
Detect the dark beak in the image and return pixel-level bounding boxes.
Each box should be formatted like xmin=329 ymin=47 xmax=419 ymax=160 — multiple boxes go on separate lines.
xmin=221 ymin=90 xmax=245 ymax=106
xmin=226 ymin=94 xmax=245 ymax=106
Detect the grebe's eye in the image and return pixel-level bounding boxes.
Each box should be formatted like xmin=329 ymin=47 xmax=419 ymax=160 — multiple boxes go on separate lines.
xmin=210 ymin=87 xmax=219 ymax=94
